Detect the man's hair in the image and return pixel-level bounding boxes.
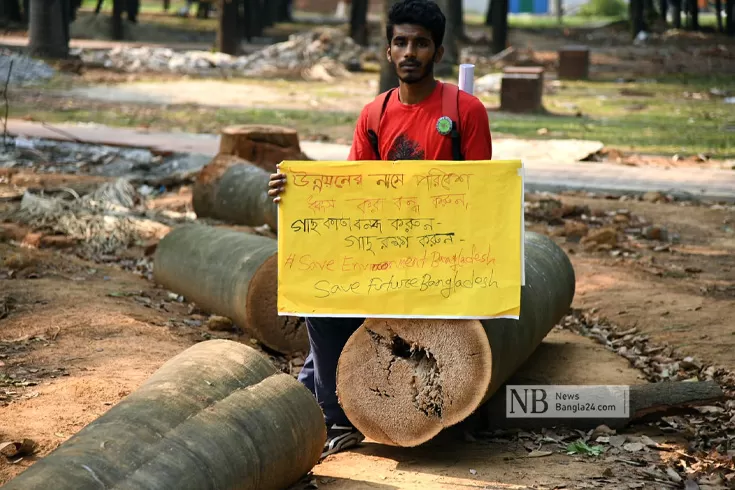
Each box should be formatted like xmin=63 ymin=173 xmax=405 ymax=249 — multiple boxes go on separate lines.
xmin=386 ymin=0 xmax=446 ymax=48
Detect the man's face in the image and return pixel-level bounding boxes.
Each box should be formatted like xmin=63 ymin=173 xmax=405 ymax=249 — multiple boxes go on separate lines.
xmin=388 ymin=24 xmax=444 ymax=84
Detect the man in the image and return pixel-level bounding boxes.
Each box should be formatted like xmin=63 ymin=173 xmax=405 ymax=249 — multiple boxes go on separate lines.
xmin=268 ymin=0 xmax=492 ymax=459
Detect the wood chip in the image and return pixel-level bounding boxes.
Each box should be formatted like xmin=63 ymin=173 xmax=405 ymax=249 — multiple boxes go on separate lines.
xmin=623 ymin=442 xmax=645 ymax=452
xmin=527 ymin=450 xmax=553 ymax=458
xmin=665 ymin=467 xmax=682 ymax=483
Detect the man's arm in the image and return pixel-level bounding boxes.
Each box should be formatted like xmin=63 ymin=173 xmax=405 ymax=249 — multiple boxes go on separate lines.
xmin=348 ymin=104 xmax=377 ymax=161
xmin=459 ymin=96 xmax=493 ymax=161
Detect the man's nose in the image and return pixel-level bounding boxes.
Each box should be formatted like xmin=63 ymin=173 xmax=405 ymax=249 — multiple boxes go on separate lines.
xmin=404 ymin=41 xmax=417 ymax=57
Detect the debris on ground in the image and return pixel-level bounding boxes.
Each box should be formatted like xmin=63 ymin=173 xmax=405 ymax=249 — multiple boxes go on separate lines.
xmin=0 ymin=49 xmax=56 ymax=86
xmin=78 ymin=28 xmax=367 ymax=80
xmin=524 ymin=194 xmax=683 ymax=256
xmin=1 ymin=136 xmax=211 ymax=187
xmin=562 ymin=310 xmax=735 ymax=486
xmin=4 ymin=179 xmax=194 ymax=263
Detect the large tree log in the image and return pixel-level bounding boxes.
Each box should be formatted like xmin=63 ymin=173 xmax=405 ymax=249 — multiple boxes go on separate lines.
xmin=336 ymin=231 xmax=575 ymax=447
xmin=153 ymin=224 xmax=308 ymax=354
xmin=3 ymin=340 xmax=325 ymax=490
xmin=477 ymin=380 xmax=724 ymax=430
xmin=192 ymin=154 xmax=278 ymax=230
xmin=218 ymin=125 xmax=308 ymax=174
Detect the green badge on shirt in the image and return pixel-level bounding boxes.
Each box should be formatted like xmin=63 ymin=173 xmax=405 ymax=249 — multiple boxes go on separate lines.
xmin=436 ymin=116 xmax=453 ymax=136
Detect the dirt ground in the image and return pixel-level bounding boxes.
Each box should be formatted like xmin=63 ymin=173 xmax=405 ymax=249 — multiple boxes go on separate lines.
xmin=1 ymin=181 xmax=733 ymax=488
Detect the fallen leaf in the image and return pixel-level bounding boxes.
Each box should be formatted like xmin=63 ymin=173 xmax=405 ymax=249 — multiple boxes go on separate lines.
xmin=527 ymin=450 xmax=553 ymax=458
xmin=639 ymin=435 xmax=658 ymax=448
xmin=623 ymin=442 xmax=644 ymax=452
xmin=609 ymin=435 xmax=627 ymax=448
xmin=469 ymin=469 xmax=477 ymax=475
xmin=665 ymin=467 xmax=682 ymax=483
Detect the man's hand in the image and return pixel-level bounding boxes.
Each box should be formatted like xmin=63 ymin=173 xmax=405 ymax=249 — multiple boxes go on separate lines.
xmin=268 ymin=166 xmax=286 ymax=203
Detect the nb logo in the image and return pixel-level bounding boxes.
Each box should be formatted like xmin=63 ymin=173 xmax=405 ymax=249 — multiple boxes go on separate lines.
xmin=508 ymin=388 xmax=549 ymax=414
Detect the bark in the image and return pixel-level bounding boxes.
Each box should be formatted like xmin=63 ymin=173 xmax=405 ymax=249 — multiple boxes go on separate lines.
xmin=153 ymin=224 xmax=308 ymax=355
xmin=671 ymin=0 xmax=682 ymax=28
xmin=336 ymin=231 xmax=576 ymax=447
xmin=450 ymin=0 xmax=465 ymax=41
xmin=379 ymin=0 xmax=400 ymax=94
xmin=350 ymin=0 xmax=369 ymax=46
xmin=111 ymin=0 xmax=123 ymax=40
xmin=477 ymin=381 xmax=724 ymax=430
xmin=715 ymin=0 xmax=722 ymax=32
xmin=192 ymin=154 xmax=278 ymax=231
xmin=217 ymin=0 xmax=239 ymax=54
xmin=435 ymin=0 xmax=459 ymax=76
xmin=27 ymin=0 xmax=69 ymax=58
xmin=659 ymin=0 xmax=668 ymax=23
xmin=218 ymin=124 xmax=306 ymax=174
xmin=485 ymin=0 xmax=492 ymax=25
xmin=727 ymin=0 xmax=735 ymax=35
xmin=491 ymin=0 xmax=509 ymax=54
xmin=2 ymin=0 xmax=23 ymax=22
xmin=686 ymin=0 xmax=698 ymax=30
xmin=630 ymin=0 xmax=646 ymax=37
xmin=2 ymin=340 xmax=325 ymax=490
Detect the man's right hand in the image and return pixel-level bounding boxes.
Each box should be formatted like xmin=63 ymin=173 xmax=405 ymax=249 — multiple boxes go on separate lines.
xmin=268 ymin=167 xmax=286 ymax=203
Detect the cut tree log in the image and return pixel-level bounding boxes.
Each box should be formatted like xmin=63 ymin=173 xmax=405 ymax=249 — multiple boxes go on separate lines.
xmin=477 ymin=380 xmax=724 ymax=430
xmin=336 ymin=231 xmax=575 ymax=447
xmin=218 ymin=125 xmax=310 ymax=173
xmin=3 ymin=340 xmax=326 ymax=490
xmin=192 ymin=153 xmax=278 ymax=230
xmin=153 ymin=224 xmax=308 ymax=354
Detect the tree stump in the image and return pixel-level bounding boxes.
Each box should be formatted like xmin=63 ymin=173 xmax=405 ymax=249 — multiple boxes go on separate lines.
xmin=219 ymin=125 xmax=310 ymax=174
xmin=500 ymin=66 xmax=545 ymax=113
xmin=558 ymin=45 xmax=590 ymax=80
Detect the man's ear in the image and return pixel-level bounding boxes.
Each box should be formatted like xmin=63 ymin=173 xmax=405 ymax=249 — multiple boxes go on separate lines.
xmin=434 ymin=45 xmax=445 ymax=63
xmin=386 ymin=46 xmax=392 ymax=63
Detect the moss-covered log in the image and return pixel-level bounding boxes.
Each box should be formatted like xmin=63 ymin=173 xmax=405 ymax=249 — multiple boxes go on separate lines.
xmin=3 ymin=340 xmax=326 ymax=490
xmin=192 ymin=154 xmax=278 ymax=231
xmin=336 ymin=231 xmax=576 ymax=447
xmin=153 ymin=224 xmax=308 ymax=354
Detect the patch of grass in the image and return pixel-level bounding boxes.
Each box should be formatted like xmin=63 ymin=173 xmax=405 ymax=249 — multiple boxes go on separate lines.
xmin=480 ymin=77 xmax=735 ymax=157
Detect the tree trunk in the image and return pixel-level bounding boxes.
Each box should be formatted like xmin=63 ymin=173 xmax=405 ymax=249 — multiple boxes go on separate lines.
xmin=153 ymin=224 xmax=309 ymax=355
xmin=630 ymin=0 xmax=646 ymax=37
xmin=556 ymin=0 xmax=563 ymax=24
xmin=379 ymin=0 xmax=400 ymax=93
xmin=715 ymin=0 xmax=723 ymax=31
xmin=671 ymin=0 xmax=682 ymax=27
xmin=450 ymin=0 xmax=465 ymax=40
xmin=659 ymin=0 xmax=668 ymax=23
xmin=111 ymin=0 xmax=124 ymax=40
xmin=478 ymin=381 xmax=724 ymax=431
xmin=350 ymin=0 xmax=369 ymax=46
xmin=2 ymin=0 xmax=23 ymax=22
xmin=686 ymin=0 xmax=698 ymax=29
xmin=491 ymin=0 xmax=509 ymax=54
xmin=336 ymin=231 xmax=576 ymax=447
xmin=727 ymin=0 xmax=735 ymax=35
xmin=435 ymin=0 xmax=459 ymax=76
xmin=2 ymin=340 xmax=325 ymax=490
xmin=218 ymin=124 xmax=306 ymax=174
xmin=196 ymin=0 xmax=211 ymax=18
xmin=244 ymin=0 xmax=263 ymax=38
xmin=192 ymin=154 xmax=278 ymax=231
xmin=277 ymin=0 xmax=291 ymax=22
xmin=27 ymin=0 xmax=69 ymax=58
xmin=217 ymin=0 xmax=239 ymax=54
xmin=485 ymin=0 xmax=492 ymax=25
xmin=643 ymin=0 xmax=657 ymax=25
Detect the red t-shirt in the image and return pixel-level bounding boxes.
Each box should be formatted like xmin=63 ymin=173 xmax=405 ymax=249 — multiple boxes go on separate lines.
xmin=348 ymin=81 xmax=493 ymax=161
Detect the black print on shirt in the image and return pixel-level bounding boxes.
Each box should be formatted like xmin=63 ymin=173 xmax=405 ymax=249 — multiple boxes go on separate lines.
xmin=387 ymin=133 xmax=425 ymax=160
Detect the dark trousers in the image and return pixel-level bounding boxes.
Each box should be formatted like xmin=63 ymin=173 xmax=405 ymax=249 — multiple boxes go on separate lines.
xmin=297 ymin=316 xmax=364 ymax=427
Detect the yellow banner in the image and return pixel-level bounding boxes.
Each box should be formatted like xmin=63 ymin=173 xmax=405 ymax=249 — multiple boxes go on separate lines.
xmin=277 ymin=160 xmax=524 ymax=319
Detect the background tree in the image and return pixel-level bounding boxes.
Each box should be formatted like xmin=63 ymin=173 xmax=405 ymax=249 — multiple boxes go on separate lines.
xmin=28 ymin=0 xmax=69 ymax=58
xmin=378 ymin=0 xmax=400 ymax=94
xmin=727 ymin=0 xmax=735 ymax=35
xmin=350 ymin=0 xmax=369 ymax=46
xmin=491 ymin=0 xmax=509 ymax=54
xmin=630 ymin=0 xmax=646 ymax=37
xmin=217 ymin=0 xmax=239 ymax=54
xmin=435 ymin=0 xmax=459 ymax=76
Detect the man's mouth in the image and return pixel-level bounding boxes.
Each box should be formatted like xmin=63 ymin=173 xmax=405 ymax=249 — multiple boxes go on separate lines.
xmin=401 ymin=63 xmax=420 ymax=70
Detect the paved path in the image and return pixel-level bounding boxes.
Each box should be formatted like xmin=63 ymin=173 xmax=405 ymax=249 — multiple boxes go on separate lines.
xmin=7 ymin=119 xmax=735 ymax=201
